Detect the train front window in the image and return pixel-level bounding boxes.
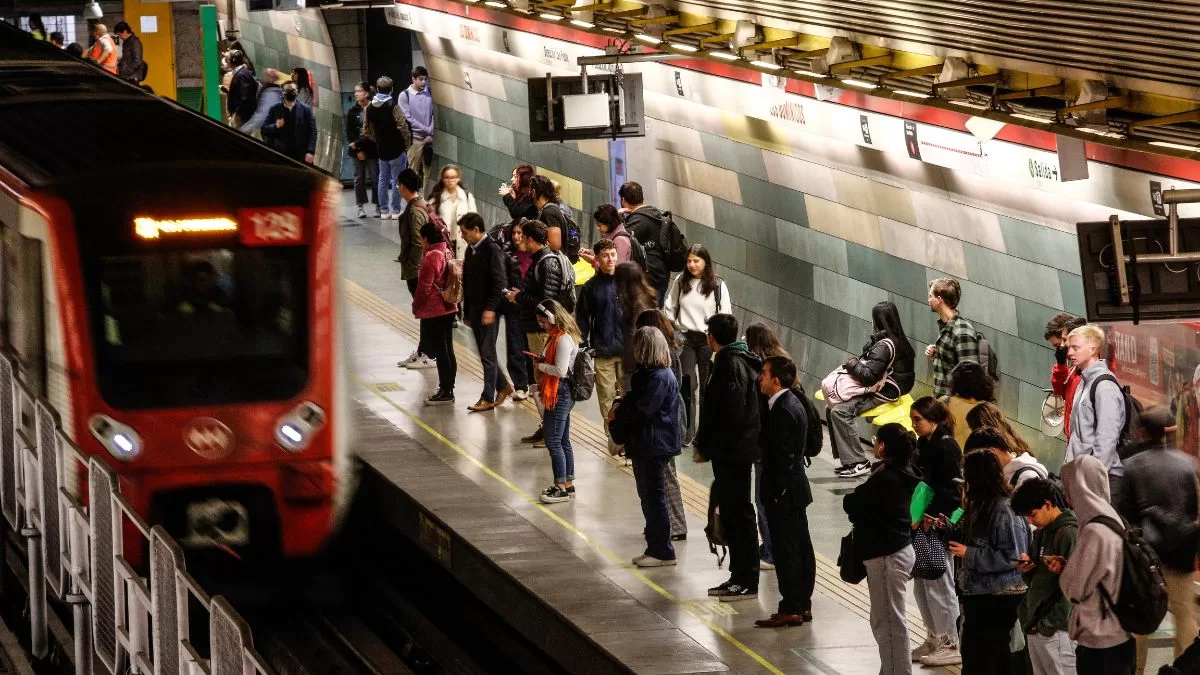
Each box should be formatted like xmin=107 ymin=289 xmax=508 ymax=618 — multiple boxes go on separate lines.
xmin=90 ymin=248 xmax=309 ymax=408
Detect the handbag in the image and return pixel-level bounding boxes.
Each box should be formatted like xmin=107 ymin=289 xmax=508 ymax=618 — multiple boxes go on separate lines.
xmin=910 ymin=527 xmax=948 ymax=580
xmin=838 ymin=531 xmax=867 ymax=584
xmin=822 ymin=338 xmax=896 ymax=405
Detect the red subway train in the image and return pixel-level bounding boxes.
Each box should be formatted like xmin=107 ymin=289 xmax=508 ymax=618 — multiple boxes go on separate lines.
xmin=0 ymin=24 xmax=348 ymax=561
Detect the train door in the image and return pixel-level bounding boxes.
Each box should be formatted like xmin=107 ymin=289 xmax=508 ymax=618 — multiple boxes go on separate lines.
xmin=0 ymin=221 xmax=46 ymax=398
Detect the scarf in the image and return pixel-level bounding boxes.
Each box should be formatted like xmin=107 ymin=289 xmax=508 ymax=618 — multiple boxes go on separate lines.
xmin=722 ymin=340 xmax=750 ymax=355
xmin=539 ymin=327 xmax=566 ymax=410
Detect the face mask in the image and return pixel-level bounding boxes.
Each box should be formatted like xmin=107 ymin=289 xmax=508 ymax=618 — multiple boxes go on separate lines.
xmin=283 ymin=91 xmax=298 ymax=101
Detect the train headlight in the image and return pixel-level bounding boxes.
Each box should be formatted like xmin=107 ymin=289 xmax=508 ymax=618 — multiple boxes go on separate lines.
xmin=89 ymin=414 xmax=142 ymax=461
xmin=275 ymin=401 xmax=325 ymax=453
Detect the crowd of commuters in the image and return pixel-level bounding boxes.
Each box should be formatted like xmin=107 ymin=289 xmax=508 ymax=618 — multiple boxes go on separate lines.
xmin=21 ymin=15 xmax=145 ymax=83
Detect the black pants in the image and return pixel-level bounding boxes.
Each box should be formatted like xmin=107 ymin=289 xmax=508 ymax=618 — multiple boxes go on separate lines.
xmin=503 ymin=303 xmax=530 ymax=389
xmin=471 ymin=316 xmax=510 ymax=401
xmin=421 ymin=314 xmax=457 ymax=392
xmin=712 ymin=460 xmax=758 ymax=587
xmin=680 ymin=330 xmax=712 ymax=443
xmin=407 ymin=278 xmax=429 ymax=356
xmin=1076 ymin=640 xmax=1134 ymax=675
xmin=353 ymin=156 xmax=377 ymax=206
xmin=765 ymin=496 xmax=815 ymax=614
xmin=961 ymin=593 xmax=1023 ymax=674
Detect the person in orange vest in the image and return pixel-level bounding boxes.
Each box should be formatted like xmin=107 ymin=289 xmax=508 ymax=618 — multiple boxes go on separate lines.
xmin=85 ymin=23 xmax=118 ymax=75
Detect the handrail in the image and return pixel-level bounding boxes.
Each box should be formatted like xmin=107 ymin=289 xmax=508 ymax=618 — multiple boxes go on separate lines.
xmin=0 ymin=355 xmax=275 ymax=675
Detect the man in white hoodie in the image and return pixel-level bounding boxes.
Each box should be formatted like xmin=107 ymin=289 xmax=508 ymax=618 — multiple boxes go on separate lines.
xmin=1057 ymin=455 xmax=1134 ymax=674
xmin=963 ymin=426 xmax=1048 ymax=488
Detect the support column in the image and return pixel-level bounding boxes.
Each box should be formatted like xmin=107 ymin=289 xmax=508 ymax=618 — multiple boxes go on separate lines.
xmin=200 ymin=4 xmax=222 ymax=121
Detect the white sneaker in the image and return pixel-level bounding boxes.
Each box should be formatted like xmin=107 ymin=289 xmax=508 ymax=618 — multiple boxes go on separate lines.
xmin=633 ymin=555 xmax=677 ymax=568
xmin=390 ymin=212 xmax=401 ymax=220
xmin=379 ymin=211 xmax=391 ymax=220
xmin=407 ymin=355 xmax=437 ymax=370
xmin=398 ymin=350 xmax=421 ymax=368
xmin=911 ymin=635 xmax=939 ymax=662
xmin=919 ymin=642 xmax=962 ymax=666
xmin=511 ymin=388 xmax=529 ymax=402
xmin=357 ymin=205 xmax=366 ymax=218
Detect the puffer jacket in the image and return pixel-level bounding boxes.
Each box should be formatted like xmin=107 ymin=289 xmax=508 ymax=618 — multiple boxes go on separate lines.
xmin=844 ymin=331 xmax=915 ymax=401
xmin=609 ymin=367 xmax=681 ymax=458
xmin=517 ymin=247 xmax=569 ymax=332
xmin=412 ymin=242 xmax=457 ymax=319
xmin=695 ymin=343 xmax=762 ymax=463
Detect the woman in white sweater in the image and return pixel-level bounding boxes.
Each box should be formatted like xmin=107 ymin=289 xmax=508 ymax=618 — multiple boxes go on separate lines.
xmin=663 ymin=244 xmax=733 ymax=446
xmin=426 ymin=164 xmax=477 ymax=258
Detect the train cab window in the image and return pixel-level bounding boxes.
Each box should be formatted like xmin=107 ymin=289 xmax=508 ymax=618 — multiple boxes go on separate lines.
xmin=88 ymin=247 xmax=308 ymax=409
xmin=0 ymin=226 xmax=46 ymax=398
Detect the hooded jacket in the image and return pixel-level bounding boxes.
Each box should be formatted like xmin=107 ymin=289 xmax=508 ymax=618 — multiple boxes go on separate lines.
xmin=609 ymin=367 xmax=681 ymax=458
xmin=844 ymin=460 xmax=921 ymax=560
xmin=623 ymin=205 xmax=669 ymax=289
xmin=1060 ymin=455 xmax=1130 ymax=649
xmin=412 ymin=242 xmax=457 ymax=319
xmin=1118 ymin=440 xmax=1200 ymax=573
xmin=845 ymin=331 xmax=916 ymax=401
xmin=364 ymin=93 xmax=412 ymax=161
xmin=1065 ymin=361 xmax=1126 ymax=478
xmin=1019 ymin=509 xmax=1078 ymax=634
xmin=1004 ymin=453 xmax=1049 ymax=488
xmin=695 ymin=342 xmax=761 ymax=463
xmin=916 ymin=426 xmax=962 ymax=519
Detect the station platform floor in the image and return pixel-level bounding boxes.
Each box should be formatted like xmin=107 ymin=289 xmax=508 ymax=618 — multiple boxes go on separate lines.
xmin=336 ymin=192 xmax=1180 ymax=673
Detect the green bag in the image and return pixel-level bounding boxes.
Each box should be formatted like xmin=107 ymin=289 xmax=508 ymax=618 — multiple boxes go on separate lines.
xmin=910 ymin=481 xmax=934 ymax=525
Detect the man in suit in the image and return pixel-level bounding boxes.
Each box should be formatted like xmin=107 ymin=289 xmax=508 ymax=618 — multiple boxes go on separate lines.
xmin=460 ymin=212 xmax=515 ymax=412
xmin=754 ymin=355 xmax=816 ymax=627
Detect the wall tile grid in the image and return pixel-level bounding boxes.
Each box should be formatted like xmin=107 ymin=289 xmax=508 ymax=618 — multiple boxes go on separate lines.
xmin=225 ymin=0 xmax=343 ymax=174
xmin=424 ymin=41 xmax=1088 ymax=471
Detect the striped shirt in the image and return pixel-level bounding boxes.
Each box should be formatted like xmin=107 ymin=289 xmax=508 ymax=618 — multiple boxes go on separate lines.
xmin=932 ymin=313 xmax=980 ymax=397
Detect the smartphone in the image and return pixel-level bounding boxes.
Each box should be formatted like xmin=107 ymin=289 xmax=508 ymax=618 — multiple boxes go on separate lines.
xmin=522 ymin=350 xmax=541 ymax=359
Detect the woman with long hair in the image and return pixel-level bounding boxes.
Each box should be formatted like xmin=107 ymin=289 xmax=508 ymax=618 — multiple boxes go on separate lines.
xmin=636 ymin=309 xmax=687 ymax=540
xmin=500 ymin=163 xmax=538 ymax=223
xmin=965 ymin=404 xmax=1048 ymax=488
xmin=829 ymin=301 xmax=916 ymax=478
xmin=664 ymin=244 xmax=733 ymax=446
xmin=615 ymin=263 xmax=658 ymax=391
xmin=949 ymin=449 xmax=1029 ymax=673
xmin=290 ymin=67 xmax=315 ymax=106
xmin=532 ymin=300 xmax=582 ymax=504
xmin=609 ymin=327 xmax=682 ymax=567
xmin=907 ymin=397 xmax=963 ymax=666
xmin=746 ymin=322 xmax=789 ymax=572
xmin=946 ymin=361 xmax=997 ymax=447
xmin=427 ymin=164 xmax=477 ymax=259
xmin=746 ymin=323 xmax=787 ymax=359
xmin=843 ymin=423 xmax=921 ymax=674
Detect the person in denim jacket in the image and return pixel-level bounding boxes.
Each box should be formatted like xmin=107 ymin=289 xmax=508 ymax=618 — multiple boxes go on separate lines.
xmin=949 ymin=448 xmax=1030 ymax=674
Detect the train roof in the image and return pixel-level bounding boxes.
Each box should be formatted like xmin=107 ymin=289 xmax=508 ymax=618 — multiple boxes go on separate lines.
xmin=0 ymin=21 xmax=300 ymax=189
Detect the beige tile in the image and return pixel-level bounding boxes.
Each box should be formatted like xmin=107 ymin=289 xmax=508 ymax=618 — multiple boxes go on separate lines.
xmin=878 ymin=217 xmax=927 ymax=267
xmin=910 ymin=190 xmax=1006 ymax=252
xmin=576 ymin=140 xmax=609 ymax=161
xmin=287 ymin=34 xmax=337 ymax=69
xmin=761 ymin=150 xmax=838 ymax=203
xmin=656 ymin=180 xmax=715 ymax=229
xmin=652 ymin=122 xmax=706 ymax=163
xmin=537 ymin=169 xmax=583 ymax=212
xmin=656 ymin=154 xmax=742 ymax=206
xmin=832 ymin=171 xmax=917 ymax=226
xmin=806 ymin=196 xmax=883 ymax=251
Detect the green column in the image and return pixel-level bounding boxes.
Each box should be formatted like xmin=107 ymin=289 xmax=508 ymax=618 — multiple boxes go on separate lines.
xmin=200 ymin=4 xmax=221 ymax=121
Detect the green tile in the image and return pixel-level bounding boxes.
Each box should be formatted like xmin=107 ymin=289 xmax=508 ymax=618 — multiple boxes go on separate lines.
xmin=1015 ymin=297 xmax=1063 ymax=345
xmin=890 ymin=293 xmax=937 ymax=345
xmin=713 ymin=199 xmax=777 ymax=249
xmin=698 ymin=132 xmax=769 ymax=181
xmin=994 ymin=367 xmax=1022 ymax=420
xmin=748 ymin=243 xmax=814 ymax=299
xmin=998 ymin=216 xmax=1083 ymax=276
xmin=501 ymin=76 xmax=529 ymax=107
xmin=848 ymin=243 xmax=928 ymax=304
xmin=927 ymin=270 xmax=1019 ymax=336
xmin=706 ymin=228 xmax=748 ymax=272
xmin=986 ymin=327 xmax=1055 ymax=389
xmin=433 ymin=133 xmax=458 ymax=163
xmin=776 ymin=219 xmax=844 ymax=272
xmin=1059 ymin=270 xmax=1086 ymax=316
xmin=488 ymin=98 xmax=527 ymax=132
xmin=1017 ymin=380 xmax=1052 ymax=431
xmin=736 ymin=174 xmax=807 ymax=224
xmin=962 ymin=243 xmax=1064 ymax=309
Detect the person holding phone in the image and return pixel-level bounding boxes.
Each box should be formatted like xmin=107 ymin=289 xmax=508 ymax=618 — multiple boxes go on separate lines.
xmin=1012 ymin=479 xmax=1078 ymax=675
xmin=530 ymin=300 xmax=581 ymax=504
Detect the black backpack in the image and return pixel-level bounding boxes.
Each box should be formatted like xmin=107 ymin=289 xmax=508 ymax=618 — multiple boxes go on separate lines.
xmin=561 ymin=208 xmax=582 ymax=262
xmin=704 ymin=479 xmax=727 ymax=567
xmin=613 ymin=230 xmax=648 ymax=272
xmin=1091 ymin=515 xmax=1168 ymax=635
xmin=657 ymin=211 xmax=688 ymax=272
xmin=790 ymin=385 xmax=825 ymax=465
xmin=1088 ymin=373 xmax=1145 ymax=460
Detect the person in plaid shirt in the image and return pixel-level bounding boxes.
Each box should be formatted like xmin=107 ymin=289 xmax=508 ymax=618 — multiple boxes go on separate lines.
xmin=925 ymin=278 xmax=980 ymax=397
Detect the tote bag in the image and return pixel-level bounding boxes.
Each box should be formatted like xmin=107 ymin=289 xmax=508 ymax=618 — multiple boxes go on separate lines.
xmin=822 ymin=339 xmax=896 ymax=405
xmin=838 ymin=531 xmax=867 ymax=584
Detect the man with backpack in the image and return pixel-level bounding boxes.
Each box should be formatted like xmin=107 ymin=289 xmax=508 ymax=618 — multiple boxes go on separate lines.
xmin=753 ymin=355 xmax=815 ymax=627
xmin=1058 ymin=455 xmax=1135 ymax=673
xmin=580 ymin=204 xmax=646 ymax=269
xmin=1064 ymin=325 xmax=1127 ymax=503
xmin=460 ymin=213 xmax=516 ymax=412
xmin=397 ymin=169 xmax=436 ymax=370
xmin=530 ymin=176 xmax=582 ymax=264
xmin=397 ymin=66 xmax=435 ymax=191
xmin=1116 ymin=406 xmax=1199 ymax=673
xmin=925 ymin=278 xmax=981 ymax=398
xmin=363 ymin=75 xmax=412 ymax=221
xmin=1013 ymin=478 xmax=1079 ymax=675
xmin=619 ymin=182 xmax=683 ymax=304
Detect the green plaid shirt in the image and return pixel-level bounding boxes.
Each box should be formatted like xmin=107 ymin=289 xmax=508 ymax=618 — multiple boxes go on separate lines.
xmin=932 ymin=313 xmax=980 ymax=397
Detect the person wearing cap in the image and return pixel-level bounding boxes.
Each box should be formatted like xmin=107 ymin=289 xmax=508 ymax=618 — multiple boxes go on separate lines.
xmin=239 ymin=69 xmax=287 ymax=139
xmin=1116 ymin=406 xmax=1199 ymax=674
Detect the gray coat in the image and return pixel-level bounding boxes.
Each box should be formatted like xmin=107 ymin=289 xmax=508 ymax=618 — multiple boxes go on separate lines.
xmin=1065 ymin=361 xmax=1125 ymax=477
xmin=1118 ymin=442 xmax=1200 ymax=572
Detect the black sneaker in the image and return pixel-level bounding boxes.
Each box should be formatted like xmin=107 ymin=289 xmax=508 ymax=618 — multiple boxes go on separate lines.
xmin=718 ymin=584 xmax=758 ymax=602
xmin=425 ymin=391 xmax=455 ymax=406
xmin=539 ymin=485 xmax=570 ymax=503
xmin=707 ymin=580 xmax=735 ymax=597
xmin=835 ymin=461 xmax=871 ymax=478
xmin=521 ymin=426 xmax=545 ymax=445
xmin=566 ymin=485 xmax=575 ymax=496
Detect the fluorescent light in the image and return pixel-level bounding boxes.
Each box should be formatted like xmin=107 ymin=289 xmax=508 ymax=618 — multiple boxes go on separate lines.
xmin=483 ymin=1 xmax=507 ymax=8
xmin=708 ymin=51 xmax=740 ymax=61
xmin=670 ymin=43 xmax=698 ymax=52
xmin=1150 ymin=141 xmax=1200 ymax=152
xmin=602 ymin=27 xmax=625 ymax=33
xmin=952 ymin=100 xmax=990 ymax=110
xmin=570 ymin=19 xmax=594 ymax=28
xmin=1010 ymin=113 xmax=1051 ymax=124
xmin=280 ymin=425 xmax=303 ymax=444
xmin=840 ymin=78 xmax=877 ymax=89
xmin=634 ymin=33 xmax=661 ymax=44
xmin=750 ymin=60 xmax=782 ymax=70
xmin=539 ymin=12 xmax=562 ymax=20
xmin=113 ymin=434 xmax=134 ymax=454
xmin=894 ymin=89 xmax=930 ymax=99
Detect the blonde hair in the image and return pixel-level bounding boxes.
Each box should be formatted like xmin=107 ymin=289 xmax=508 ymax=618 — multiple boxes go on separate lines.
xmin=538 ymin=300 xmax=582 ymax=343
xmin=633 ymin=327 xmax=671 ymax=368
xmin=1068 ymin=324 xmax=1106 ymax=352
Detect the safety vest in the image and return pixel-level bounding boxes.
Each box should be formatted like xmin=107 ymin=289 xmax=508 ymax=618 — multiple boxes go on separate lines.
xmin=88 ymin=34 xmax=118 ymax=74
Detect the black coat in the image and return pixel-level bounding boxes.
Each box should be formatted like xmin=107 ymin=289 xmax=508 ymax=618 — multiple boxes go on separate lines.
xmin=262 ymin=101 xmax=317 ymax=161
xmin=228 ymin=66 xmax=259 ymax=122
xmin=696 ymin=345 xmax=761 ymax=463
xmin=462 ymin=236 xmax=508 ymax=322
xmin=760 ymin=390 xmax=813 ymax=508
xmin=624 ymin=206 xmax=668 ymax=288
xmin=1118 ymin=442 xmax=1200 ymax=572
xmin=844 ymin=461 xmax=921 ymax=560
xmin=345 ymin=104 xmax=376 ymax=159
xmin=845 ymin=332 xmax=916 ymax=400
xmin=517 ymin=247 xmax=568 ymax=332
xmin=503 ymin=194 xmax=539 ymax=223
xmin=916 ymin=427 xmax=962 ymax=520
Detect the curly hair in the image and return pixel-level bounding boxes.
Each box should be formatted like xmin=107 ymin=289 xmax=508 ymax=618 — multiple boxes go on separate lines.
xmin=950 ymin=361 xmax=996 ymax=402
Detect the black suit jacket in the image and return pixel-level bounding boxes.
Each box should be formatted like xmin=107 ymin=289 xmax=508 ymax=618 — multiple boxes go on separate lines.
xmin=462 ymin=235 xmax=508 ymax=321
xmin=760 ymin=389 xmax=813 ymax=507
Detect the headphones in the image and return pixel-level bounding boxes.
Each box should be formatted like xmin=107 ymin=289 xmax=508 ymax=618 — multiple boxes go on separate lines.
xmin=536 ymin=302 xmax=556 ymax=325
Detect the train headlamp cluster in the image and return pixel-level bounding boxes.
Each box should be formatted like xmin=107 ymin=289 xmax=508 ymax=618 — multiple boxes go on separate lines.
xmin=88 ymin=414 xmax=142 ymax=461
xmin=274 ymin=401 xmax=326 ymax=453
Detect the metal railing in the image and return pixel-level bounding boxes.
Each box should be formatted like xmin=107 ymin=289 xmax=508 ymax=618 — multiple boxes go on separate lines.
xmin=0 ymin=355 xmax=275 ymax=675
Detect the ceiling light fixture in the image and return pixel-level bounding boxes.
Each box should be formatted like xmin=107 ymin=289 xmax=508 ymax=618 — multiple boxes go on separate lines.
xmin=1150 ymin=141 xmax=1200 ymax=152
xmin=539 ymin=12 xmax=563 ymax=20
xmin=570 ymin=19 xmax=594 ymax=28
xmin=840 ymin=78 xmax=878 ymax=89
xmin=635 ymin=33 xmax=661 ymax=44
xmin=894 ymin=89 xmax=930 ymax=99
xmin=1009 ymin=113 xmax=1052 ymax=124
xmin=708 ymin=51 xmax=740 ymax=61
xmin=670 ymin=43 xmax=698 ymax=52
xmin=84 ymin=1 xmax=103 ymax=18
xmin=483 ymin=1 xmax=507 ymax=8
xmin=602 ymin=27 xmax=625 ymax=33
xmin=749 ymin=60 xmax=781 ymax=70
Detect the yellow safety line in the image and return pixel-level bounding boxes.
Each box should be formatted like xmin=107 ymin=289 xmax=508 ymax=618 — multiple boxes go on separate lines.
xmin=360 ymin=380 xmax=787 ymax=675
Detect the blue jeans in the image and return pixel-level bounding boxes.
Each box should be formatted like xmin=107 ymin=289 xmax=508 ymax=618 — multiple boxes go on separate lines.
xmin=542 ymin=380 xmax=575 ymax=483
xmin=755 ymin=461 xmax=774 ymax=564
xmin=632 ymin=456 xmax=675 ymax=560
xmin=377 ymin=154 xmax=406 ymax=215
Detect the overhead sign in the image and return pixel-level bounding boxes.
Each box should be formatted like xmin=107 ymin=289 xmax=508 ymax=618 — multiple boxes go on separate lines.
xmin=134 ymin=217 xmax=237 ymax=240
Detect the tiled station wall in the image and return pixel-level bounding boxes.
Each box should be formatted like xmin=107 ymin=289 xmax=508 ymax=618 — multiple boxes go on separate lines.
xmin=422 ymin=36 xmax=1089 ymax=469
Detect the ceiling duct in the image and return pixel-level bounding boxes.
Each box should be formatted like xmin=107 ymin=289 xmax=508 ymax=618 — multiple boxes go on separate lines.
xmin=935 ymin=57 xmax=972 ymax=99
xmin=810 ymin=36 xmax=858 ymax=75
xmin=1072 ymin=80 xmax=1115 ymax=127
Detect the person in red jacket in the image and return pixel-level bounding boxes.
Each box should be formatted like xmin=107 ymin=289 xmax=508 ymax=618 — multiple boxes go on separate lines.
xmin=413 ymin=221 xmax=459 ymax=406
xmin=1046 ymin=313 xmax=1086 ymax=437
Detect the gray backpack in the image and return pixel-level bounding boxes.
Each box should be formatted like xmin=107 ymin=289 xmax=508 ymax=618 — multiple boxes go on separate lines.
xmin=569 ymin=348 xmax=595 ymax=402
